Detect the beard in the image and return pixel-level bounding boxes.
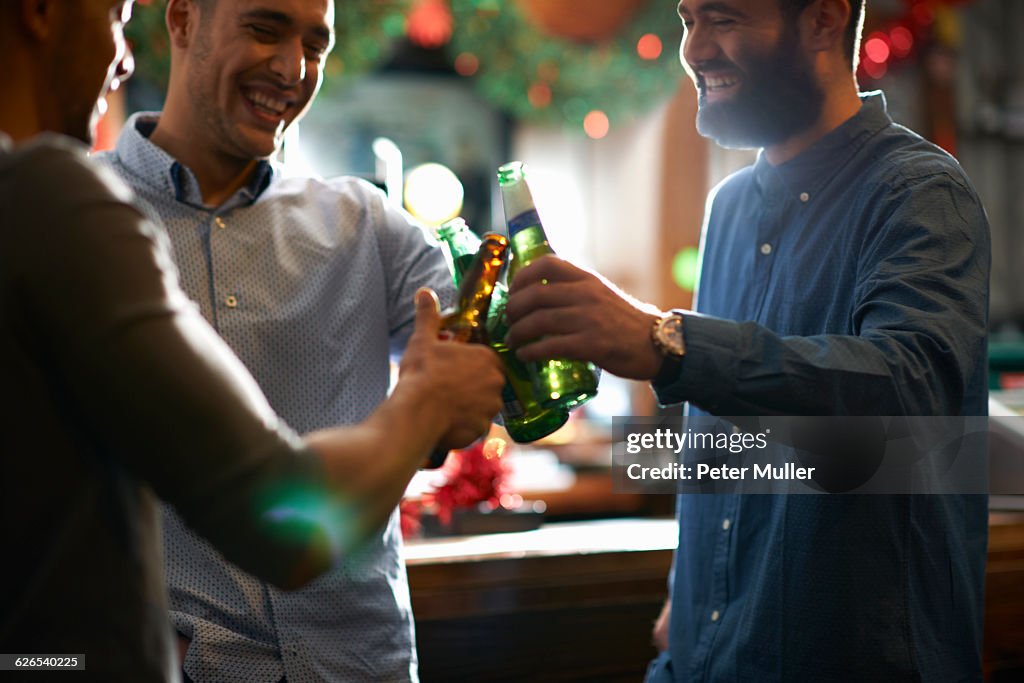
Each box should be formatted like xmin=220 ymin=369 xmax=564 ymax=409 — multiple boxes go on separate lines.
xmin=695 ymin=31 xmax=825 ymax=150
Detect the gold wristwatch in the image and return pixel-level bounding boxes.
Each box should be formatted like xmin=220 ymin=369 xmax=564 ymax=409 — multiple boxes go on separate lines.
xmin=650 ymin=312 xmax=686 ymax=382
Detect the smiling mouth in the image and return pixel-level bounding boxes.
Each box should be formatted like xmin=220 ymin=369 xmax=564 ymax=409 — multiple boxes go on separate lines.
xmin=243 ymin=88 xmax=291 ymax=120
xmin=702 ymin=74 xmax=740 ymax=97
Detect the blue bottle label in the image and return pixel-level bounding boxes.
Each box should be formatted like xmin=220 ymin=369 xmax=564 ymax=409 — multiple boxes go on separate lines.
xmin=501 ymin=384 xmax=525 ymax=419
xmin=508 ymin=209 xmax=541 ymax=237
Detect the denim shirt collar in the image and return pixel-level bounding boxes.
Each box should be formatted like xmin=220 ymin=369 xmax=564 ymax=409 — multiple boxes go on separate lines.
xmin=753 ymin=91 xmax=892 ymax=206
xmin=114 ymin=112 xmax=274 ymax=210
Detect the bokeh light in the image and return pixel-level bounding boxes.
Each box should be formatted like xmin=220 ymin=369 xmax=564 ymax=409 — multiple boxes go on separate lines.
xmin=890 ymin=26 xmax=914 ymax=57
xmin=672 ymin=247 xmax=700 ymax=292
xmin=637 ymin=33 xmax=663 ymax=60
xmin=583 ymin=110 xmax=610 ymax=139
xmin=454 ymin=52 xmax=479 ymax=76
xmin=404 ymin=163 xmax=464 ymax=227
xmin=864 ymin=36 xmax=891 ymax=64
xmin=528 ymin=82 xmax=553 ymax=109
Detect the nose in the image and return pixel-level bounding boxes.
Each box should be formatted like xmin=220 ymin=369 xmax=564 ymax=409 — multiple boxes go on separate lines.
xmin=269 ymin=38 xmax=306 ymax=85
xmin=681 ymin=22 xmax=719 ymax=73
xmin=116 ymin=51 xmax=135 ymax=84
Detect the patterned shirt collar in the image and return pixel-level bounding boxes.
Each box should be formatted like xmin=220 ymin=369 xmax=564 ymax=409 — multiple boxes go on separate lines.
xmin=753 ymin=91 xmax=893 ymax=206
xmin=114 ymin=112 xmax=274 ymax=209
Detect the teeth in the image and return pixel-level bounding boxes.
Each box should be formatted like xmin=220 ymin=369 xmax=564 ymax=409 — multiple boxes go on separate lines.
xmin=705 ymin=75 xmax=738 ymax=90
xmin=248 ymin=91 xmax=287 ymax=115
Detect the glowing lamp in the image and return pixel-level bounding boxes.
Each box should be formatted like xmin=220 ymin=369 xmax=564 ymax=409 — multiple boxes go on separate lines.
xmin=403 ymin=163 xmax=464 ymax=227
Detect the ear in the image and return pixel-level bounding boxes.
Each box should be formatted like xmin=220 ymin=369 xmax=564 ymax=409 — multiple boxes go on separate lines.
xmin=799 ymin=0 xmax=850 ymax=56
xmin=19 ymin=0 xmax=60 ymax=42
xmin=166 ymin=0 xmax=202 ymax=49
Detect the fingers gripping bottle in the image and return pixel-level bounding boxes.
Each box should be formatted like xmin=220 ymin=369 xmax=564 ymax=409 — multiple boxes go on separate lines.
xmin=425 ymin=233 xmax=507 ymax=470
xmin=436 ymin=219 xmax=569 ymax=442
xmin=497 ymin=162 xmax=599 ymax=410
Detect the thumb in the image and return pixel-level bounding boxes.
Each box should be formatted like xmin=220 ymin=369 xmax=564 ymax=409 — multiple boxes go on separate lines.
xmin=411 ymin=288 xmax=441 ymax=342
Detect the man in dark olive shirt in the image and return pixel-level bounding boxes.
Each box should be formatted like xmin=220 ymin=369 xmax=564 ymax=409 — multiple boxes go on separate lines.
xmin=506 ymin=0 xmax=989 ymax=680
xmin=0 ymin=2 xmax=503 ymax=680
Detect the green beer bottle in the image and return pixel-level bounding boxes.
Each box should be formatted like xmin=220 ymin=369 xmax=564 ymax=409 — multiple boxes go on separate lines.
xmin=497 ymin=161 xmax=599 ymax=410
xmin=436 ymin=219 xmax=569 ymax=442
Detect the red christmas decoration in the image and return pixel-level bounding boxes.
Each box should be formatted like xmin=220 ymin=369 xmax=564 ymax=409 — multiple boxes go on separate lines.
xmin=400 ymin=438 xmax=511 ymax=538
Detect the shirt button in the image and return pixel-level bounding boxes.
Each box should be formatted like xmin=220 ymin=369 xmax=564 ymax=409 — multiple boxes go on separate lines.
xmin=800 ymin=192 xmax=810 ymax=203
xmin=711 ymin=610 xmax=721 ymax=622
xmin=214 ymin=216 xmax=226 ymax=229
xmin=760 ymin=243 xmax=773 ymax=255
xmin=225 ymin=295 xmax=238 ymax=308
xmin=722 ymin=518 xmax=731 ymax=531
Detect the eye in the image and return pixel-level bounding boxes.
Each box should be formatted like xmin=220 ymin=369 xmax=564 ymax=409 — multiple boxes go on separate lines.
xmin=304 ymin=43 xmax=328 ymax=62
xmin=247 ymin=24 xmax=277 ymax=40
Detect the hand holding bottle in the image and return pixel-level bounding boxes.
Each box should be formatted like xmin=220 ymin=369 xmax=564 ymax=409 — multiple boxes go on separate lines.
xmin=504 ymin=255 xmax=666 ymax=381
xmin=399 ymin=288 xmax=505 ymax=451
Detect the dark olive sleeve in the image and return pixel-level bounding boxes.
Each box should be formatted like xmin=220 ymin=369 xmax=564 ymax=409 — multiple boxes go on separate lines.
xmin=6 ymin=137 xmax=334 ymax=589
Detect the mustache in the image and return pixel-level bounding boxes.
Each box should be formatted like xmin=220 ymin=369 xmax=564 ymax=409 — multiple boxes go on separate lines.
xmin=692 ymin=59 xmax=739 ymax=78
xmin=693 ymin=59 xmax=737 ymax=72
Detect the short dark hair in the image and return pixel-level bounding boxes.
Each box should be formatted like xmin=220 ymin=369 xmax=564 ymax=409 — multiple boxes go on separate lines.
xmin=780 ymin=0 xmax=866 ymax=68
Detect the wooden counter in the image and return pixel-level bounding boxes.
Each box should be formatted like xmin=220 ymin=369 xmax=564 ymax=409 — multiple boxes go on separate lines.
xmin=406 ymin=514 xmax=1024 ymax=682
xmin=406 ymin=518 xmax=675 ymax=682
xmin=986 ymin=511 xmax=1024 ymax=681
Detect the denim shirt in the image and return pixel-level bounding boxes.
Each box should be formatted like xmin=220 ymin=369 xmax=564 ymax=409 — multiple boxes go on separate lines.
xmin=98 ymin=115 xmax=454 ymax=683
xmin=649 ymin=93 xmax=990 ymax=682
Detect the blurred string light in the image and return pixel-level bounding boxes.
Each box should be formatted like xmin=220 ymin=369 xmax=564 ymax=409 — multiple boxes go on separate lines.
xmin=583 ymin=110 xmax=610 ymax=139
xmin=857 ymin=0 xmax=968 ymax=83
xmin=407 ymin=0 xmax=453 ymax=49
xmin=128 ymin=1 xmax=680 ymax=137
xmin=448 ymin=0 xmax=683 ymax=137
xmin=403 ymin=163 xmax=465 ymax=227
xmin=636 ymin=33 xmax=663 ymax=61
xmin=454 ymin=52 xmax=480 ymax=76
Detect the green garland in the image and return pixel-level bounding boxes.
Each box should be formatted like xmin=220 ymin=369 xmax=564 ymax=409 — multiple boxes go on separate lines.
xmin=125 ymin=0 xmax=683 ymax=129
xmin=449 ymin=0 xmax=684 ymax=129
xmin=125 ymin=0 xmax=411 ymax=94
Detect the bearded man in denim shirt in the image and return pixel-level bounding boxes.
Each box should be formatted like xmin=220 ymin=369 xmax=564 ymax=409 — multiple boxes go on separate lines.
xmin=506 ymin=0 xmax=990 ymax=680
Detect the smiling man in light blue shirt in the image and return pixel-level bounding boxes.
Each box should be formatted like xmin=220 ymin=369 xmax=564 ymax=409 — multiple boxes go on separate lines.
xmin=98 ymin=0 xmax=453 ymax=680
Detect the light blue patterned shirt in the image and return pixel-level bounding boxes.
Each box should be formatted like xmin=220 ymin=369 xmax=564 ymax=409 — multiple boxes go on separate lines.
xmin=97 ymin=113 xmax=455 ymax=683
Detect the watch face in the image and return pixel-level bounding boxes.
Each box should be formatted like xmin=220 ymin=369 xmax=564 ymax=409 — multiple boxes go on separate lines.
xmin=657 ymin=316 xmax=686 ymax=356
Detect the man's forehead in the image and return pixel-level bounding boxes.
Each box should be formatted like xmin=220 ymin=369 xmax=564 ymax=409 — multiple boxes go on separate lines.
xmin=677 ymin=0 xmax=757 ymax=16
xmin=227 ymin=0 xmax=334 ymax=26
